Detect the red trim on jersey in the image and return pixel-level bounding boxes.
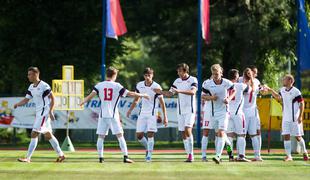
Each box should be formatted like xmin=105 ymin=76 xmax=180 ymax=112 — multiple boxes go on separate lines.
xmin=40 ymin=116 xmax=46 ymax=127
xmin=297 ymin=97 xmax=304 ymax=103
xmin=249 ymin=90 xmax=253 ymax=103
xmin=242 ymin=115 xmax=245 ymax=128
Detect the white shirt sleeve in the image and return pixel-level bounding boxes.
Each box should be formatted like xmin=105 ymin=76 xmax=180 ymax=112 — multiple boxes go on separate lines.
xmin=25 ymin=86 xmax=33 ymax=99
xmin=118 ymin=83 xmax=128 ymax=97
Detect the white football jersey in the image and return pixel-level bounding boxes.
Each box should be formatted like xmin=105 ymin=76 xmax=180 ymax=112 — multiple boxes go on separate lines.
xmin=202 ymin=78 xmax=234 ymax=115
xmin=25 ymin=80 xmax=51 ymax=115
xmin=243 ymin=78 xmax=261 ymax=110
xmin=228 ymin=82 xmax=249 ymax=115
xmin=171 ymin=76 xmax=198 ymax=115
xmin=135 ymin=81 xmax=162 ymax=115
xmin=93 ymin=81 xmax=128 ymax=118
xmin=279 ymin=86 xmax=303 ymax=122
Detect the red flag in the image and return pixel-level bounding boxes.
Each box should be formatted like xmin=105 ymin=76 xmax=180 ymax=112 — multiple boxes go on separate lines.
xmin=201 ymin=0 xmax=210 ymax=44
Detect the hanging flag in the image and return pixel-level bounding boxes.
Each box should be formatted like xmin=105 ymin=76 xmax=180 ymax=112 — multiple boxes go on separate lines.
xmin=297 ymin=0 xmax=310 ymax=71
xmin=106 ymin=0 xmax=127 ymax=39
xmin=270 ymin=99 xmax=282 ymax=117
xmin=201 ymin=0 xmax=210 ymax=44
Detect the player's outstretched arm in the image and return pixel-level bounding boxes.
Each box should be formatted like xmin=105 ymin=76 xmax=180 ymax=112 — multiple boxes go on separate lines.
xmin=159 ymin=96 xmax=168 ymax=127
xmin=202 ymin=94 xmax=217 ymax=101
xmin=265 ymin=86 xmax=281 ymax=101
xmin=13 ymin=98 xmax=30 ymax=109
xmin=172 ymin=87 xmax=197 ymax=96
xmin=127 ymin=96 xmax=140 ymax=118
xmin=127 ymin=91 xmax=150 ymax=100
xmin=153 ymin=88 xmax=174 ymax=97
xmin=79 ymin=91 xmax=97 ymax=106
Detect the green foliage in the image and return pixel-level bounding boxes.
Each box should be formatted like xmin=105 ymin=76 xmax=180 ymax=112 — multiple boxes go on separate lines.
xmin=0 ymin=128 xmax=29 ymax=144
xmin=0 ymin=0 xmax=309 ymax=95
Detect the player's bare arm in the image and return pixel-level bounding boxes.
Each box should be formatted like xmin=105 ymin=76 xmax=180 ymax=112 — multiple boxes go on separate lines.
xmin=224 ymin=89 xmax=236 ymax=104
xmin=265 ymin=86 xmax=282 ymax=101
xmin=13 ymin=98 xmax=30 ymax=109
xmin=127 ymin=96 xmax=141 ymax=118
xmin=202 ymin=94 xmax=218 ymax=101
xmin=79 ymin=91 xmax=97 ymax=106
xmin=127 ymin=91 xmax=150 ymax=100
xmin=159 ymin=96 xmax=168 ymax=127
xmin=172 ymin=87 xmax=197 ymax=96
xmin=48 ymin=92 xmax=56 ymax=120
xmin=152 ymin=88 xmax=174 ymax=97
xmin=298 ymin=101 xmax=305 ymax=124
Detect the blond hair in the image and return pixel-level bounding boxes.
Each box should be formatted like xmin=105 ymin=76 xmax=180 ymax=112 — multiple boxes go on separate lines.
xmin=284 ymin=74 xmax=295 ymax=83
xmin=211 ymin=64 xmax=223 ymax=73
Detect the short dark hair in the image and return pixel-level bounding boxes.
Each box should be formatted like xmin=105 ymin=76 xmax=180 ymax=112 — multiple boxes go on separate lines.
xmin=143 ymin=67 xmax=154 ymax=75
xmin=28 ymin=67 xmax=40 ymax=74
xmin=176 ymin=63 xmax=189 ymax=73
xmin=228 ymin=69 xmax=239 ymax=80
xmin=106 ymin=67 xmax=118 ymax=78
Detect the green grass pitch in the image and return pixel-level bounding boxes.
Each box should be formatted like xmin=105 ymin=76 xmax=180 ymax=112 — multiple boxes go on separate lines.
xmin=0 ymin=150 xmax=309 ymax=180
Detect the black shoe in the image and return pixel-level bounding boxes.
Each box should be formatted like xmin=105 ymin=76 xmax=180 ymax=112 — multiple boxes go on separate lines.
xmin=212 ymin=157 xmax=221 ymax=164
xmin=99 ymin=157 xmax=104 ymax=163
xmin=123 ymin=156 xmax=134 ymax=163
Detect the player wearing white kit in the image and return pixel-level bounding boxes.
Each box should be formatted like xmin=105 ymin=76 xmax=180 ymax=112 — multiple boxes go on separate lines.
xmin=201 ymin=64 xmax=235 ymax=164
xmin=127 ymin=67 xmax=168 ymax=162
xmin=80 ymin=67 xmax=149 ymax=163
xmin=226 ymin=69 xmax=250 ymax=162
xmin=14 ymin=67 xmax=65 ymax=163
xmin=266 ymin=75 xmax=309 ymax=161
xmin=154 ymin=63 xmax=197 ymax=162
xmin=241 ymin=67 xmax=264 ymax=161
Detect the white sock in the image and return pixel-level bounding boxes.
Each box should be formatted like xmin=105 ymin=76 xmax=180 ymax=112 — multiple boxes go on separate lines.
xmin=183 ymin=139 xmax=189 ymax=155
xmin=138 ymin=136 xmax=148 ymax=150
xmin=187 ymin=135 xmax=194 ymax=156
xmin=49 ymin=135 xmax=64 ymax=157
xmin=117 ymin=136 xmax=128 ymax=156
xmin=147 ymin=137 xmax=154 ymax=157
xmin=284 ymin=140 xmax=292 ymax=157
xmin=251 ymin=136 xmax=260 ymax=158
xmin=97 ymin=138 xmax=104 ymax=158
xmin=216 ymin=137 xmax=225 ymax=158
xmin=201 ymin=136 xmax=208 ymax=158
xmin=237 ymin=136 xmax=246 ymax=157
xmin=257 ymin=135 xmax=262 ymax=156
xmin=26 ymin=138 xmax=38 ymax=160
xmin=215 ymin=136 xmax=218 ymax=148
xmin=297 ymin=138 xmax=308 ymax=155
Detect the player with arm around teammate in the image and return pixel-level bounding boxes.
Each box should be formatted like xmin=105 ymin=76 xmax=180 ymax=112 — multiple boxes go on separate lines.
xmin=265 ymin=75 xmax=308 ymax=161
xmin=79 ymin=67 xmax=150 ymax=163
xmin=127 ymin=67 xmax=168 ymax=162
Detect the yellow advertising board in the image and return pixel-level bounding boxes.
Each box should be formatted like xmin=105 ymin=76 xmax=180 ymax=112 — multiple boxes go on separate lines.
xmin=52 ymin=65 xmax=84 ymax=111
xmin=258 ymin=98 xmax=310 ymax=130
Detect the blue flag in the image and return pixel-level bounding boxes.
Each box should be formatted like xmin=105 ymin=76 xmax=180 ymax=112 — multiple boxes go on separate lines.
xmin=297 ymin=0 xmax=310 ymax=71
